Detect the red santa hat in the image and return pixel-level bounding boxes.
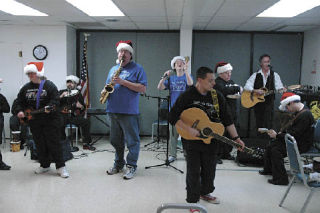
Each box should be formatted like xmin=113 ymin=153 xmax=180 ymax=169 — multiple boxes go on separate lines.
xmin=279 ymin=92 xmax=301 ymax=111
xmin=66 ymin=75 xmax=79 ymax=84
xmin=24 ymin=62 xmax=44 ymax=77
xmin=116 ymin=40 xmax=134 ymax=54
xmin=171 ymin=56 xmax=185 ymax=69
xmin=116 ymin=40 xmax=134 ymax=64
xmin=215 ymin=62 xmax=233 ymax=74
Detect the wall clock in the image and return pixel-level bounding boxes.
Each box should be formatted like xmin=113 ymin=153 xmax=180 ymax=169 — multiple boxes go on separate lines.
xmin=33 ymin=45 xmax=48 ymax=60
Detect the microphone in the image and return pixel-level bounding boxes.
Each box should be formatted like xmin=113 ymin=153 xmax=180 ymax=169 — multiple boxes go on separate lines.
xmin=267 ymin=64 xmax=272 ymax=69
xmin=162 ymin=70 xmax=173 ymax=79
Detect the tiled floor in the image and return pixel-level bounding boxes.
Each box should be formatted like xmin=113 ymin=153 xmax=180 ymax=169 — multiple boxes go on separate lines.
xmin=0 ymin=137 xmax=319 ymax=213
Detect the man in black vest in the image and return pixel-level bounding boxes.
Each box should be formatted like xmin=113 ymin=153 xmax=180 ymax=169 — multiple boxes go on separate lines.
xmin=244 ymin=54 xmax=286 ymax=133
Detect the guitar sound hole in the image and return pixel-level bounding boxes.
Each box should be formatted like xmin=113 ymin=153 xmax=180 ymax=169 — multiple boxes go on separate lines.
xmin=202 ymin=127 xmax=212 ymax=137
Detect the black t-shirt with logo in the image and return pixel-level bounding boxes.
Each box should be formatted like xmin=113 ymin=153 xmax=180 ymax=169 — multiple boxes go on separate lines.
xmin=169 ymin=85 xmax=233 ymax=150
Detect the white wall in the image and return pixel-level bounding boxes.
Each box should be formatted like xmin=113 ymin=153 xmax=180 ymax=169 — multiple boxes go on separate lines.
xmin=301 ymin=27 xmax=320 ymax=85
xmin=0 ymin=25 xmax=70 ymax=137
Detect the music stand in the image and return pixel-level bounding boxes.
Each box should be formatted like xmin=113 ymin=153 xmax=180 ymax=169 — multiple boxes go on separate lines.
xmin=145 ymin=75 xmax=184 ymax=174
xmin=143 ymin=94 xmax=166 ymax=148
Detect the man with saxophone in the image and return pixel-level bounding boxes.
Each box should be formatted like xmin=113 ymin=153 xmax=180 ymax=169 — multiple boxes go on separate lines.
xmin=157 ymin=56 xmax=193 ymax=162
xmin=103 ymin=40 xmax=147 ymax=180
xmin=59 ymin=75 xmax=95 ymax=151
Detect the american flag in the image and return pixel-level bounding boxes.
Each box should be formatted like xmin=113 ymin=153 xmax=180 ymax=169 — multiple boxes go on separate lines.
xmin=80 ymin=36 xmax=90 ymax=110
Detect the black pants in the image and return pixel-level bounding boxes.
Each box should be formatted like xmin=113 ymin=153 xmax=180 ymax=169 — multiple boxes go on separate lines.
xmin=263 ymin=139 xmax=288 ymax=182
xmin=29 ymin=115 xmax=65 ymax=169
xmin=0 ymin=116 xmax=3 ymax=144
xmin=9 ymin=115 xmax=28 ymax=144
xmin=184 ymin=141 xmax=218 ymax=203
xmin=254 ymin=101 xmax=274 ymax=130
xmin=0 ymin=150 xmax=2 ymax=163
xmin=61 ymin=114 xmax=91 ymax=144
xmin=218 ymin=132 xmax=233 ymax=159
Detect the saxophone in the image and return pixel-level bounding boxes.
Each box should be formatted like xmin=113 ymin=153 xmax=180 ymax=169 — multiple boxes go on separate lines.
xmin=99 ymin=58 xmax=124 ymax=104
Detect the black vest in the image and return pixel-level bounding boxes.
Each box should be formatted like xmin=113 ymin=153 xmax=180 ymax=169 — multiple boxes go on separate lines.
xmin=253 ymin=70 xmax=275 ymax=103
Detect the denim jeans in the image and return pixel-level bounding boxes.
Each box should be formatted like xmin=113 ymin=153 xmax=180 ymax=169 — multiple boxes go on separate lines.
xmin=109 ymin=113 xmax=140 ymax=168
xmin=169 ymin=124 xmax=179 ymax=158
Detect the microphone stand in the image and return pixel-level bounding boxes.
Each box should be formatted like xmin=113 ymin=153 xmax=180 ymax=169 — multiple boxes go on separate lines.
xmin=67 ymin=88 xmax=79 ymax=152
xmin=143 ymin=94 xmax=163 ymax=148
xmin=145 ymin=75 xmax=184 ymax=174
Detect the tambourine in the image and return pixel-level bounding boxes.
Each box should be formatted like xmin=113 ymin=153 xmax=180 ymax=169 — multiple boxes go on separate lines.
xmin=62 ymin=89 xmax=79 ymax=98
xmin=227 ymin=93 xmax=241 ymax=99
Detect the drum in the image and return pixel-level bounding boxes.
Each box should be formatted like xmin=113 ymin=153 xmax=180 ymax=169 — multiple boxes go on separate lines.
xmin=63 ymin=89 xmax=79 ymax=98
xmin=11 ymin=131 xmax=21 ymax=142
xmin=227 ymin=93 xmax=241 ymax=99
xmin=10 ymin=141 xmax=21 ymax=152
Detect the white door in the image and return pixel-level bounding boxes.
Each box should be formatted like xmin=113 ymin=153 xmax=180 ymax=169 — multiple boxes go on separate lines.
xmin=0 ymin=43 xmax=24 ymax=139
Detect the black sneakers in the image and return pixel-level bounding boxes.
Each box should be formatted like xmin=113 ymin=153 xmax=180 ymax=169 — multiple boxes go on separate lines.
xmin=0 ymin=162 xmax=11 ymax=170
xmin=83 ymin=144 xmax=96 ymax=151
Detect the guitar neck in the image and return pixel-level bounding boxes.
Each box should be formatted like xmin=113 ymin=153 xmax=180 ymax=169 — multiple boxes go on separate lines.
xmin=210 ymin=133 xmax=255 ymax=155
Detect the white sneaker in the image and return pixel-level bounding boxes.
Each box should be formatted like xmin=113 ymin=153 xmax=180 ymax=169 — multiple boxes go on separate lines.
xmin=168 ymin=156 xmax=176 ymax=163
xmin=34 ymin=167 xmax=50 ymax=174
xmin=57 ymin=167 xmax=69 ymax=178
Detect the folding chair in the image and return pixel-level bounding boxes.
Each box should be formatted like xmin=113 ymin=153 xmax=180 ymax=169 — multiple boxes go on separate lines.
xmin=279 ymin=134 xmax=320 ymax=213
xmin=300 ymin=119 xmax=320 ymax=161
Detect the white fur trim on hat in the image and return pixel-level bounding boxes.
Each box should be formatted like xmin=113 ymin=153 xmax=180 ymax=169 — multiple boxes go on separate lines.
xmin=279 ymin=95 xmax=301 ymax=111
xmin=24 ymin=63 xmax=44 ymax=77
xmin=171 ymin=56 xmax=185 ymax=69
xmin=217 ymin=63 xmax=233 ymax=74
xmin=66 ymin=75 xmax=79 ymax=84
xmin=116 ymin=43 xmax=134 ymax=54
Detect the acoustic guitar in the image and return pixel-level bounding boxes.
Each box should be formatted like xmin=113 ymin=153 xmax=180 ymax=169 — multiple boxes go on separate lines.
xmin=20 ymin=106 xmax=55 ymax=123
xmin=241 ymin=87 xmax=278 ymax=108
xmin=176 ymin=107 xmax=264 ymax=159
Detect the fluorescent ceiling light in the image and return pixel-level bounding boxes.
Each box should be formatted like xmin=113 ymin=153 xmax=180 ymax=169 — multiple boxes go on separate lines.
xmin=66 ymin=0 xmax=124 ymax=16
xmin=0 ymin=0 xmax=48 ymax=16
xmin=257 ymin=0 xmax=320 ymax=17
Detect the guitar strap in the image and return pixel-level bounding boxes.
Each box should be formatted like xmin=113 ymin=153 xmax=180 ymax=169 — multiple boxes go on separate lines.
xmin=36 ymin=80 xmax=46 ymax=109
xmin=210 ymin=89 xmax=220 ymax=119
xmin=280 ymin=108 xmax=307 ymax=132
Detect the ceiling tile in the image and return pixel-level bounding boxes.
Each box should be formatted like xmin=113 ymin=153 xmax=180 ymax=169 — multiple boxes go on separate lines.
xmin=114 ymin=0 xmax=166 ymax=16
xmin=165 ymin=0 xmax=184 ymax=17
xmin=136 ymin=22 xmax=168 ymax=30
xmin=130 ymin=16 xmax=167 ymax=22
xmin=168 ymin=22 xmax=181 ymax=30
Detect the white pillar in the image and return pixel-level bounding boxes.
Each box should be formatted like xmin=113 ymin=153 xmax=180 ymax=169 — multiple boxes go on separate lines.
xmin=180 ymin=28 xmax=193 ymax=74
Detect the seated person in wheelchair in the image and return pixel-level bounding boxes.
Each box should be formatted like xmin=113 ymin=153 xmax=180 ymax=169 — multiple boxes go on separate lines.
xmin=59 ymin=75 xmax=95 ymax=151
xmin=259 ymin=92 xmax=315 ymax=185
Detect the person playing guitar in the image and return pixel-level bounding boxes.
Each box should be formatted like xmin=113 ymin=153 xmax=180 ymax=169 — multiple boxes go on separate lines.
xmin=243 ymin=54 xmax=286 ymax=135
xmin=59 ymin=75 xmax=95 ymax=151
xmin=15 ymin=62 xmax=69 ymax=178
xmin=168 ymin=66 xmax=244 ymax=212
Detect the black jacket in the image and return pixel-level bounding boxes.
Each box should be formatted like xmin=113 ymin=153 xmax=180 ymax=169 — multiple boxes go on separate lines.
xmin=214 ymin=77 xmax=240 ymax=122
xmin=0 ymin=93 xmax=10 ymax=117
xmin=15 ymin=80 xmax=60 ymax=119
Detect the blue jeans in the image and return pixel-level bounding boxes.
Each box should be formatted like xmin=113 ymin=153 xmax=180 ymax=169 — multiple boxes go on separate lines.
xmin=109 ymin=113 xmax=140 ymax=168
